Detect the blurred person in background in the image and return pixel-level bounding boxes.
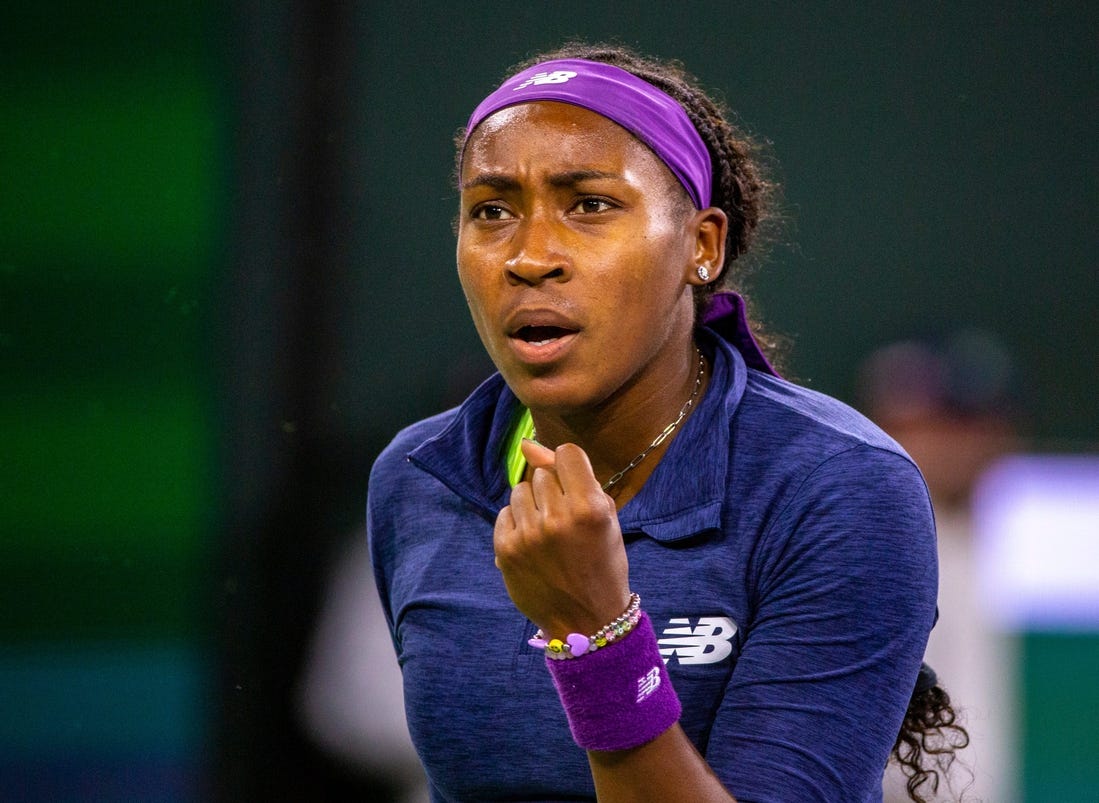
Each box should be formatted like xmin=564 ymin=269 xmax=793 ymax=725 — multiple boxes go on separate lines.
xmin=857 ymin=330 xmax=1024 ymax=802
xmin=297 ymin=530 xmax=431 ymax=803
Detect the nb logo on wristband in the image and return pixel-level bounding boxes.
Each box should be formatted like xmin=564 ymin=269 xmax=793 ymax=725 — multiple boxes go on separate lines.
xmin=658 ymin=617 xmax=737 ymax=665
xmin=636 ymin=666 xmax=663 ymax=703
xmin=514 ymin=70 xmax=577 ymax=90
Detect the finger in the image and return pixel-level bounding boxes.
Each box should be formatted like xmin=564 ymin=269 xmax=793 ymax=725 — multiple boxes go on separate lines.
xmin=552 ymin=442 xmax=604 ymax=498
xmin=495 ymin=502 xmax=516 ymax=534
xmin=496 ymin=490 xmax=546 ymax=571
xmin=506 ymin=478 xmax=539 ymax=524
xmin=530 ymin=463 xmax=565 ymax=515
xmin=492 ymin=503 xmax=516 ymax=569
xmin=521 ymin=437 xmax=557 ymax=469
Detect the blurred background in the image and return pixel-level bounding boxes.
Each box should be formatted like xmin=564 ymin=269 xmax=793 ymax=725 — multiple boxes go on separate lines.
xmin=2 ymin=2 xmax=1096 ymax=801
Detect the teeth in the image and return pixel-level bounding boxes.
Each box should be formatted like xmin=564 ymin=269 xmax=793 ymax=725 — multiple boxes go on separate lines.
xmin=531 ymin=339 xmax=555 ymax=346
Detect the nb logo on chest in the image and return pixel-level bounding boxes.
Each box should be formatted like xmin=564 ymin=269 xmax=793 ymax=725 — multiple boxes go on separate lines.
xmin=658 ymin=617 xmax=737 ymax=665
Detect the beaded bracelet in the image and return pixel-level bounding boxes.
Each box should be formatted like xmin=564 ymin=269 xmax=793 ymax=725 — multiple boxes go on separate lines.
xmin=547 ymin=611 xmax=681 ymax=751
xmin=527 ymin=592 xmax=642 ymax=660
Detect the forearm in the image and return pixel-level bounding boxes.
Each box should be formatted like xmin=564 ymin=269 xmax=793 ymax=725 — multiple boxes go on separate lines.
xmin=538 ymin=610 xmax=734 ymax=801
xmin=588 ymin=725 xmax=736 ymax=803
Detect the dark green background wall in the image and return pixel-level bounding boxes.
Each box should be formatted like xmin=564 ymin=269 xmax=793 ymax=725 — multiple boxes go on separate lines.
xmin=344 ymin=3 xmax=1098 ymax=452
xmin=2 ymin=2 xmax=1096 ymax=801
xmin=2 ymin=3 xmax=225 ymax=800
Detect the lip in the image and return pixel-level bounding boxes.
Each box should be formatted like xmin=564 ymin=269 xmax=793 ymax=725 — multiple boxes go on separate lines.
xmin=504 ymin=306 xmax=583 ymax=366
xmin=508 ymin=329 xmax=580 ymax=365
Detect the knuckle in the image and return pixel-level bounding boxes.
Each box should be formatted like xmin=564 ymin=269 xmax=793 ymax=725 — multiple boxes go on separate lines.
xmin=493 ymin=533 xmax=521 ymax=564
xmin=571 ymin=495 xmax=603 ymax=525
xmin=541 ymin=510 xmax=566 ymax=535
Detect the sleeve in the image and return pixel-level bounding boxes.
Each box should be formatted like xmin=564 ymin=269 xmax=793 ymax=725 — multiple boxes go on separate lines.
xmin=708 ymin=444 xmax=938 ymax=803
xmin=366 ymin=443 xmax=403 ymax=659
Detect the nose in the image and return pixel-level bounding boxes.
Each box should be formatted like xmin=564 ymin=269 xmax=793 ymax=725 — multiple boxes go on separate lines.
xmin=504 ymin=213 xmax=571 ymax=286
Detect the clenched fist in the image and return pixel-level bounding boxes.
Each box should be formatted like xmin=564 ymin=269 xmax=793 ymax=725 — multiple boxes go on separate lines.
xmin=494 ymin=438 xmax=632 ymax=639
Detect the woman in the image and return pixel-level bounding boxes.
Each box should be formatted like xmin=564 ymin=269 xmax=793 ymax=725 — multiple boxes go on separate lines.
xmin=369 ymin=43 xmax=966 ymax=802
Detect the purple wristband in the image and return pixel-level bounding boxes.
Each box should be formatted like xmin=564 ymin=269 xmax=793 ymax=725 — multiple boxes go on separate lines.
xmin=545 ymin=611 xmax=681 ymax=751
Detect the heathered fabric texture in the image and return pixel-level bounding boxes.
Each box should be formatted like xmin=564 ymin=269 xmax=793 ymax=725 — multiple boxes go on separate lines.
xmin=368 ymin=327 xmax=937 ymax=803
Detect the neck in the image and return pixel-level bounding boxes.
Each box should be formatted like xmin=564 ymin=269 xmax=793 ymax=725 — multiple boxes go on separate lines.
xmin=529 ymin=341 xmax=708 ymax=505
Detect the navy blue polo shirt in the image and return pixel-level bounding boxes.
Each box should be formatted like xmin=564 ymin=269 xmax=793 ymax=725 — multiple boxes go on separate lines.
xmin=368 ymin=327 xmax=937 ymax=802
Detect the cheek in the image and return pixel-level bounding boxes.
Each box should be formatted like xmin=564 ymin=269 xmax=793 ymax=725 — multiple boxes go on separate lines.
xmin=455 ymin=261 xmax=497 ymax=333
xmin=455 ymin=243 xmax=483 ymax=296
xmin=457 ymin=275 xmax=485 ymax=320
xmin=612 ymin=238 xmax=689 ymax=296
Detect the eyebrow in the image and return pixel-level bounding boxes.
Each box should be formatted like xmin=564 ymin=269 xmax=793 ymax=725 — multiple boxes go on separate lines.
xmin=547 ymin=169 xmax=622 ymax=187
xmin=461 ymin=173 xmax=519 ymax=192
xmin=461 ymin=169 xmax=623 ymax=192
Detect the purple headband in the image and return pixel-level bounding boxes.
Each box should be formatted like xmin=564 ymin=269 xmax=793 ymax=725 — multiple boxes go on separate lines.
xmin=464 ymin=58 xmax=713 ymax=209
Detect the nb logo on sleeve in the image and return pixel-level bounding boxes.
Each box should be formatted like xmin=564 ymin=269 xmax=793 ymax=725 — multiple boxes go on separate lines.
xmin=658 ymin=617 xmax=737 ymax=665
xmin=514 ymin=70 xmax=577 ymax=90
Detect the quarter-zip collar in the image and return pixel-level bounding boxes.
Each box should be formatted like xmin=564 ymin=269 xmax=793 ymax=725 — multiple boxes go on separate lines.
xmin=407 ymin=327 xmax=748 ymax=541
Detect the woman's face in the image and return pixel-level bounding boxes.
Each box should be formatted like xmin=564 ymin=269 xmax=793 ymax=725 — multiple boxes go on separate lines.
xmin=457 ymin=101 xmax=710 ymax=416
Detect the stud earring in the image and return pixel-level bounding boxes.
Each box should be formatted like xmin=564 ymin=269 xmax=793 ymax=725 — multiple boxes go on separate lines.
xmin=697 ymin=265 xmax=710 ymax=282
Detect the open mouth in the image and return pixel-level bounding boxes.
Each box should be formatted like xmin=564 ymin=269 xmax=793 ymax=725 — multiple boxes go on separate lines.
xmin=514 ymin=325 xmax=577 ymax=346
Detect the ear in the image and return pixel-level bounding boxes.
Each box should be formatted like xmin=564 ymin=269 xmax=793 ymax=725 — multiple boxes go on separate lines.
xmin=686 ymin=206 xmax=728 ymax=286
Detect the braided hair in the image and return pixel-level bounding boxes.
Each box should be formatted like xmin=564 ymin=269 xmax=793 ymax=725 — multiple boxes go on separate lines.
xmin=458 ymin=41 xmax=970 ymax=803
xmin=893 ymin=665 xmax=972 ymax=802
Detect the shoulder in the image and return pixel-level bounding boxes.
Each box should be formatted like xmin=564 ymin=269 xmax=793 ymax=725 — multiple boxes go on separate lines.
xmin=729 ymin=370 xmax=934 ymax=551
xmin=374 ymin=407 xmax=460 ymax=468
xmin=369 ymin=407 xmax=460 ymax=493
xmin=740 ymin=369 xmax=907 ymax=457
xmin=367 ymin=407 xmax=463 ymax=588
xmin=730 ymin=376 xmax=938 ymax=630
xmin=731 ymin=369 xmax=926 ymax=491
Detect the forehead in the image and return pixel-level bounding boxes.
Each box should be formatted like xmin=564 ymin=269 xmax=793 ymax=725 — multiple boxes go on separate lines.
xmin=461 ymin=101 xmax=672 ymax=183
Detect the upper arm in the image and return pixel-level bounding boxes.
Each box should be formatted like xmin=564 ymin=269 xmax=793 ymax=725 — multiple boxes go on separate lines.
xmin=707 ymin=446 xmax=937 ymax=802
xmin=367 ymin=448 xmax=403 ymax=656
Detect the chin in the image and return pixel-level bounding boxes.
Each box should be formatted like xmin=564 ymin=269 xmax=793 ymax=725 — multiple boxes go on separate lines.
xmin=505 ymin=376 xmax=595 ymax=416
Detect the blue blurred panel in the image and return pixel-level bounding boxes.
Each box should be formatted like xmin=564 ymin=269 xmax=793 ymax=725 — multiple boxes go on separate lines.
xmin=0 ymin=641 xmax=209 ymax=802
xmin=974 ymin=455 xmax=1099 ymax=631
xmin=972 ymin=455 xmax=1099 ymax=800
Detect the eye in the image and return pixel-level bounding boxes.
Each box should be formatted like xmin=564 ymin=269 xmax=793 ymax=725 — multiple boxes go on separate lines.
xmin=572 ymin=197 xmax=617 ymax=214
xmin=472 ymin=203 xmax=514 ymax=221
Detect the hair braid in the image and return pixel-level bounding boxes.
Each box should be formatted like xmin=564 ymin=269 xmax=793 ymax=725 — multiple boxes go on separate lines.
xmin=891 ymin=682 xmax=972 ymax=803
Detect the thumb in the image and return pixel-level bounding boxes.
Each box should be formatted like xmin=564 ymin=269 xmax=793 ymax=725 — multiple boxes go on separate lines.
xmin=520 ymin=437 xmax=557 ymax=470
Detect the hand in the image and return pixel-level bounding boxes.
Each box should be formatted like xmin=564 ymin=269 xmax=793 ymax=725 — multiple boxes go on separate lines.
xmin=494 ymin=439 xmax=631 ymax=638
